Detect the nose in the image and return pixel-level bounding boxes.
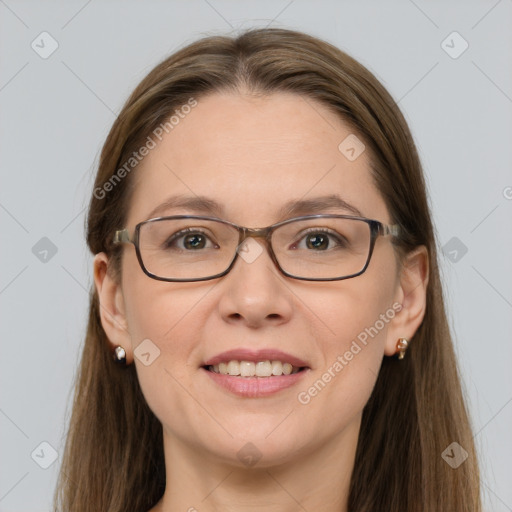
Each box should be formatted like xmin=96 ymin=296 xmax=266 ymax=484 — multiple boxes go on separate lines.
xmin=217 ymin=237 xmax=294 ymax=329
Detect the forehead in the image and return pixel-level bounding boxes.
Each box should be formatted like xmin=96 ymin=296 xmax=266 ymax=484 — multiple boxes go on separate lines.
xmin=126 ymin=91 xmax=389 ymax=227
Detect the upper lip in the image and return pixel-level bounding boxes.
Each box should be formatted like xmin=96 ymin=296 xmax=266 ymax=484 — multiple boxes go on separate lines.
xmin=202 ymin=348 xmax=310 ymax=368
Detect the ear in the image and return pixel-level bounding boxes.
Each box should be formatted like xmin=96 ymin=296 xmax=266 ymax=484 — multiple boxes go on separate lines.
xmin=93 ymin=253 xmax=133 ymax=364
xmin=384 ymin=245 xmax=429 ymax=357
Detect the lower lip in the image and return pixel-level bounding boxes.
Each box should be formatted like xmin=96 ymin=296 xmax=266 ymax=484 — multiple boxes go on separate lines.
xmin=201 ymin=367 xmax=309 ymax=398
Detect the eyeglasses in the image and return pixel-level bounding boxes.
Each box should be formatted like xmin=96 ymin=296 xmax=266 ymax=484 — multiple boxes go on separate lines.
xmin=113 ymin=214 xmax=401 ymax=282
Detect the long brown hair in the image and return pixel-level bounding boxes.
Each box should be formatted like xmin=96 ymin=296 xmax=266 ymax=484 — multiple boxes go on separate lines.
xmin=54 ymin=28 xmax=481 ymax=511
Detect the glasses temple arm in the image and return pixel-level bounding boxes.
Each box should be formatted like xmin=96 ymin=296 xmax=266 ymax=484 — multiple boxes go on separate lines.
xmin=113 ymin=229 xmax=131 ymax=244
xmin=381 ymin=224 xmax=401 ymax=238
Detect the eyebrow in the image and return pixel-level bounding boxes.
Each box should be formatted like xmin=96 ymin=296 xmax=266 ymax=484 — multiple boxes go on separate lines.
xmin=145 ymin=193 xmax=364 ymax=221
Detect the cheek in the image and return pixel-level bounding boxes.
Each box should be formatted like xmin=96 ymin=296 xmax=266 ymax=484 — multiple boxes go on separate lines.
xmin=120 ymin=253 xmax=207 ymax=406
xmin=120 ymin=264 xmax=218 ymax=441
xmin=295 ymin=259 xmax=398 ymax=425
xmin=121 ymin=252 xmax=208 ymax=346
xmin=304 ymin=258 xmax=398 ymax=359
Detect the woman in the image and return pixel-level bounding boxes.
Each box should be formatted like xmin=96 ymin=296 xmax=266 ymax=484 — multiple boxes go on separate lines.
xmin=54 ymin=28 xmax=481 ymax=511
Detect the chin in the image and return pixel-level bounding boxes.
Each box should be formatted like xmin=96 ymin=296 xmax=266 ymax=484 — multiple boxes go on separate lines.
xmin=206 ymin=424 xmax=309 ymax=468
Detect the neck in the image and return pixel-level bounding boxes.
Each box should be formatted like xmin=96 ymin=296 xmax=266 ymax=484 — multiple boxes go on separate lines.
xmin=150 ymin=415 xmax=361 ymax=512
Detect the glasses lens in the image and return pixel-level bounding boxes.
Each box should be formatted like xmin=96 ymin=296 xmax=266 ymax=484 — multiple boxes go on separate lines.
xmin=138 ymin=218 xmax=238 ymax=280
xmin=272 ymin=217 xmax=371 ymax=279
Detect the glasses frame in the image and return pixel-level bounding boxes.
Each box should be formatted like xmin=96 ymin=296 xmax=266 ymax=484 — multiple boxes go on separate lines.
xmin=113 ymin=214 xmax=401 ymax=282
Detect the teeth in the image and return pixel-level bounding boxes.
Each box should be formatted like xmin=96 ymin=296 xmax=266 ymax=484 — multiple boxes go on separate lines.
xmin=240 ymin=361 xmax=255 ymax=377
xmin=256 ymin=361 xmax=272 ymax=377
xmin=227 ymin=360 xmax=240 ymax=376
xmin=208 ymin=360 xmax=302 ymax=377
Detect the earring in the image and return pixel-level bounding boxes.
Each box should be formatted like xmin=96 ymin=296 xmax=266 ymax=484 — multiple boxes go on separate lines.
xmin=113 ymin=345 xmax=127 ymax=365
xmin=396 ymin=338 xmax=409 ymax=360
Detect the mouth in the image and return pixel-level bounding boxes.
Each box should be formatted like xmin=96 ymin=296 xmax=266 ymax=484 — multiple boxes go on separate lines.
xmin=200 ymin=349 xmax=311 ymax=397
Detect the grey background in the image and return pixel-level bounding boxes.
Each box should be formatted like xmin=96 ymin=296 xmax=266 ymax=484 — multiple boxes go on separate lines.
xmin=1 ymin=1 xmax=511 ymax=510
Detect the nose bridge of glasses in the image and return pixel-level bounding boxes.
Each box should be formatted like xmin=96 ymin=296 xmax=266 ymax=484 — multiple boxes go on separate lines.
xmin=238 ymin=226 xmax=273 ymax=244
xmin=233 ymin=226 xmax=277 ymax=264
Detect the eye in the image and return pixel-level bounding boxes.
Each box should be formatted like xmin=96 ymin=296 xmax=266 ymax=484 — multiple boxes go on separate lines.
xmin=164 ymin=229 xmax=218 ymax=251
xmin=292 ymin=228 xmax=347 ymax=251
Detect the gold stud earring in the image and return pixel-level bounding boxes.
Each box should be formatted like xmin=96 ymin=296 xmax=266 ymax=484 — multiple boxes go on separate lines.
xmin=396 ymin=338 xmax=409 ymax=360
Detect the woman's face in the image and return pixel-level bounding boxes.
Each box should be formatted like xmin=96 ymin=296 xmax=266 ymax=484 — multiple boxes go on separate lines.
xmin=103 ymin=91 xmax=407 ymax=467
